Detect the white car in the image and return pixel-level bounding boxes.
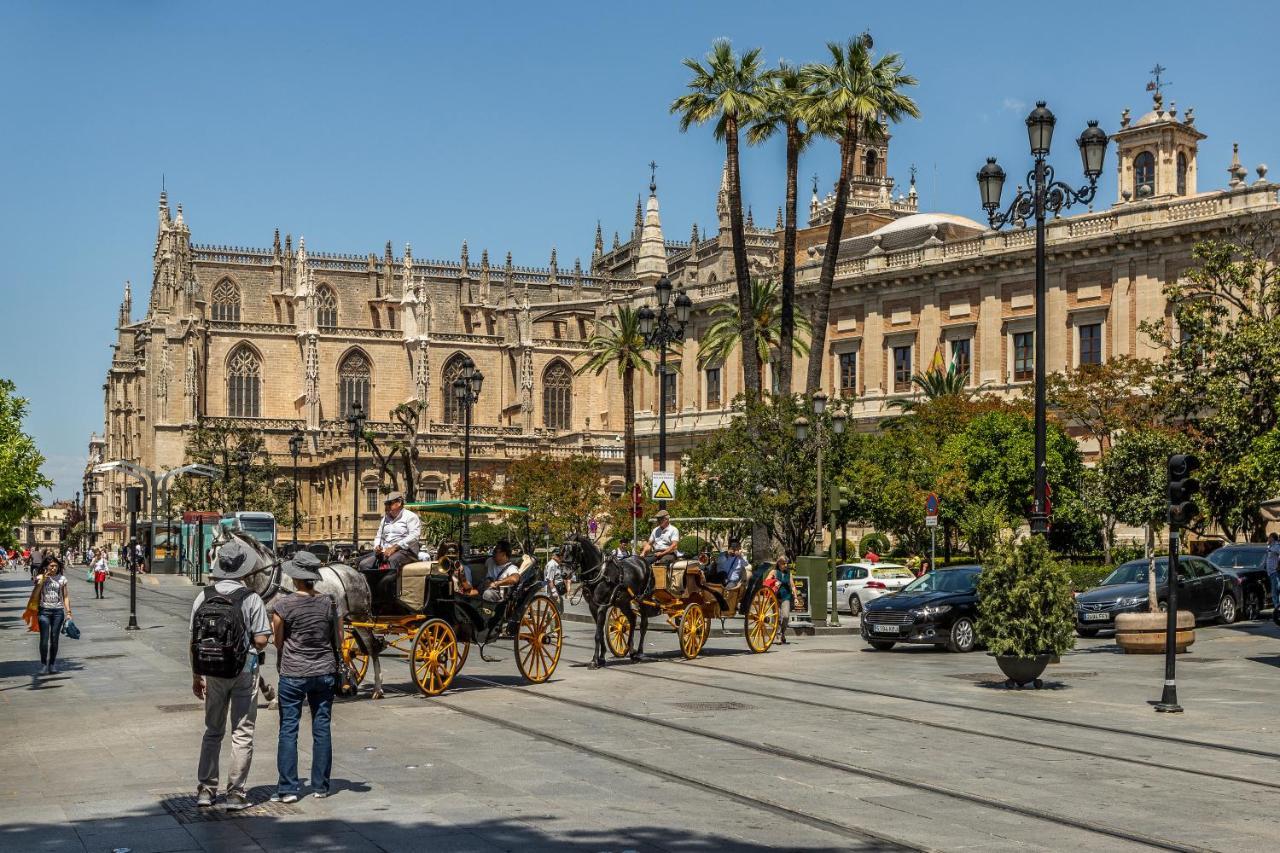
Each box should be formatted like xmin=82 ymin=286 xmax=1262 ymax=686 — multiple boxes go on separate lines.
xmin=836 ymin=562 xmax=917 ymax=615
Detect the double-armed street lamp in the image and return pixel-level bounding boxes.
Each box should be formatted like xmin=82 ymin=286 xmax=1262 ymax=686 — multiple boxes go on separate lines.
xmin=977 ymin=102 xmax=1108 ymax=535
xmin=793 ymin=397 xmax=847 ymax=626
xmin=452 ymin=357 xmax=485 ymax=554
xmin=288 ymin=426 xmax=304 ymax=549
xmin=347 ymin=401 xmax=366 ymax=555
xmin=637 ymin=276 xmax=693 ymax=509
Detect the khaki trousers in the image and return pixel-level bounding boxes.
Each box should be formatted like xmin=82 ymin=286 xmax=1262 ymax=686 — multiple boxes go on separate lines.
xmin=197 ymin=668 xmax=259 ymax=795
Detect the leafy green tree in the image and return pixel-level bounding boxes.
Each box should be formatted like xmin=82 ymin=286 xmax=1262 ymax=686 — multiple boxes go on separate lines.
xmin=362 ymin=401 xmax=427 ymax=501
xmin=671 ymin=39 xmax=765 ymax=399
xmin=1043 ymin=356 xmax=1161 ymax=456
xmin=975 ymin=536 xmax=1076 ymax=658
xmin=801 ymin=34 xmax=920 ymax=393
xmin=576 ymin=307 xmax=651 ymax=486
xmin=697 ymin=278 xmax=810 ymax=392
xmin=0 ymin=379 xmax=51 ymax=536
xmin=502 ymin=453 xmax=606 ymax=540
xmin=168 ymin=423 xmax=295 ymax=527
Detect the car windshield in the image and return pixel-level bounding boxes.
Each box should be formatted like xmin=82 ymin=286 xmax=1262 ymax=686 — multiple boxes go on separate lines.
xmin=1102 ymin=560 xmax=1168 ymax=585
xmin=901 ymin=570 xmax=978 ymax=594
xmin=1207 ymin=547 xmax=1264 ymax=569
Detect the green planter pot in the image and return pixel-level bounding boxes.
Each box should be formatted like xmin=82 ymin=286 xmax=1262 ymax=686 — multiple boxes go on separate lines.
xmin=994 ymin=653 xmax=1052 ymax=689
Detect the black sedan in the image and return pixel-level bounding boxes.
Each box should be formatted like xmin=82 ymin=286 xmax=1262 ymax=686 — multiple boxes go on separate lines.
xmin=1207 ymin=544 xmax=1272 ymax=620
xmin=860 ymin=565 xmax=982 ymax=653
xmin=1075 ymin=556 xmax=1243 ymax=637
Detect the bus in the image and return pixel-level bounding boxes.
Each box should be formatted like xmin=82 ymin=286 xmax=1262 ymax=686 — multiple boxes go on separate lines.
xmin=219 ymin=512 xmax=278 ymax=555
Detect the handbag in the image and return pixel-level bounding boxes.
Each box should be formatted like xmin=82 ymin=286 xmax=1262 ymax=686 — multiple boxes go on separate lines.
xmin=62 ymin=619 xmax=81 ymax=640
xmin=330 ymin=599 xmax=358 ymax=698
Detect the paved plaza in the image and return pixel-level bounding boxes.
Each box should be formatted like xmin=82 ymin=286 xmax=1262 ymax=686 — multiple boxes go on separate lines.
xmin=2 ymin=571 xmax=1279 ymax=852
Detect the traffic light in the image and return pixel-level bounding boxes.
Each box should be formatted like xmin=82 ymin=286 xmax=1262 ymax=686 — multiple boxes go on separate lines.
xmin=1167 ymin=454 xmax=1200 ymax=527
xmin=828 ymin=481 xmax=851 ymax=514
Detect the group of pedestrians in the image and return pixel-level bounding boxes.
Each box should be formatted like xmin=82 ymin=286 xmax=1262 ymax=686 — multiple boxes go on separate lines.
xmin=192 ymin=540 xmax=339 ymax=809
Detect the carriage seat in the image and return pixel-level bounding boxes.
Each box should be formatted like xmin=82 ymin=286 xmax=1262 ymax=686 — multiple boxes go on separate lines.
xmin=396 ymin=560 xmax=443 ymax=611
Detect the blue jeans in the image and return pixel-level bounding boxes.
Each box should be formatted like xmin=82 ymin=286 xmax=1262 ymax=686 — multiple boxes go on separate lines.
xmin=38 ymin=608 xmax=65 ymax=666
xmin=1269 ymin=572 xmax=1280 ymax=611
xmin=276 ymin=673 xmax=335 ymax=795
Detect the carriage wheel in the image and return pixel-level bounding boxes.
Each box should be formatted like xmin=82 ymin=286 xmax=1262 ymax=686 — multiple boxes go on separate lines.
xmin=606 ymin=606 xmax=632 ymax=658
xmin=410 ymin=619 xmax=460 ymax=697
xmin=745 ymin=587 xmax=780 ymax=653
xmin=341 ymin=629 xmax=370 ymax=686
xmin=515 ymin=595 xmax=562 ymax=684
xmin=678 ymin=603 xmax=709 ymax=660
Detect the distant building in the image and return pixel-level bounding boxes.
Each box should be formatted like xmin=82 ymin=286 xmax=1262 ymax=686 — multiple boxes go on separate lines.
xmin=16 ymin=504 xmax=70 ymax=552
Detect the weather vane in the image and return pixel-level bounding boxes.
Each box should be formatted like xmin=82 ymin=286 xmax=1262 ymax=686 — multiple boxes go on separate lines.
xmin=649 ymin=160 xmax=658 ymax=192
xmin=1146 ymin=64 xmax=1170 ymax=97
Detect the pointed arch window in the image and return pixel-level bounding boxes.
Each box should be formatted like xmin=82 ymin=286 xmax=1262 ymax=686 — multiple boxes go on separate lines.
xmin=211 ymin=279 xmax=241 ymax=322
xmin=316 ymin=285 xmax=338 ymax=329
xmin=1134 ymin=151 xmax=1156 ymax=197
xmin=338 ymin=351 xmax=371 ymax=419
xmin=1176 ymin=152 xmax=1188 ymax=196
xmin=226 ymin=345 xmax=261 ymax=417
xmin=864 ymin=149 xmax=878 ymax=178
xmin=543 ymin=360 xmax=572 ymax=430
xmin=441 ymin=354 xmax=470 ymax=425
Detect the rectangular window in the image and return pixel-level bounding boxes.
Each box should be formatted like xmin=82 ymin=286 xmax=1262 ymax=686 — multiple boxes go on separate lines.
xmin=661 ymin=366 xmax=678 ymax=411
xmin=421 ymin=488 xmax=438 ymax=503
xmin=705 ymin=367 xmax=721 ymax=408
xmin=365 ymin=488 xmax=378 ymax=513
xmin=892 ymin=345 xmax=912 ymax=392
xmin=838 ymin=351 xmax=857 ymax=397
xmin=1078 ymin=323 xmax=1102 ymax=366
xmin=1013 ymin=331 xmax=1034 ymax=382
xmin=386 ymin=308 xmax=397 ymax=330
xmin=950 ymin=338 xmax=972 ymax=382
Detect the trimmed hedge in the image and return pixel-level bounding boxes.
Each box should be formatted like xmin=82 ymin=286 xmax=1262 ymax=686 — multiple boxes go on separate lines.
xmin=1060 ymin=561 xmax=1114 ymax=591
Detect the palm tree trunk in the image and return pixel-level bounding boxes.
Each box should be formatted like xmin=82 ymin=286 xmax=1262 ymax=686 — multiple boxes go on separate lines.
xmin=725 ymin=119 xmax=761 ymax=400
xmin=778 ymin=122 xmax=800 ymax=397
xmin=623 ymin=364 xmax=636 ymax=486
xmin=805 ymin=118 xmax=858 ymax=394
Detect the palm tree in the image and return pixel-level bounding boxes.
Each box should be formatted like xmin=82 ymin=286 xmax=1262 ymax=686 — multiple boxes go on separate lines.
xmin=698 ymin=278 xmax=811 ymax=393
xmin=747 ymin=62 xmax=813 ymax=397
xmin=802 ymin=34 xmax=920 ymax=394
xmin=671 ymin=39 xmax=765 ymax=400
xmin=576 ymin=307 xmax=651 ymax=485
xmin=888 ymin=362 xmax=975 ymax=412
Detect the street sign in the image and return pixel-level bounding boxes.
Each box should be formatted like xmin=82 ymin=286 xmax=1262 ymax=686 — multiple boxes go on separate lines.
xmin=925 ymin=492 xmax=939 ymax=517
xmin=925 ymin=515 xmax=938 ymax=528
xmin=651 ymin=472 xmax=676 ymax=501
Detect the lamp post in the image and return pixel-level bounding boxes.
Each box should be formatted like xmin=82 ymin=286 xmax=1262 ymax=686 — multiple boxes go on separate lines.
xmin=452 ymin=356 xmax=484 ymax=555
xmin=288 ymin=426 xmax=304 ymax=549
xmin=347 ymin=401 xmax=366 ymax=556
xmin=637 ymin=276 xmax=692 ymax=509
xmin=977 ymin=102 xmax=1108 ymax=535
xmin=234 ymin=448 xmax=252 ymax=512
xmin=794 ymin=406 xmax=847 ymax=626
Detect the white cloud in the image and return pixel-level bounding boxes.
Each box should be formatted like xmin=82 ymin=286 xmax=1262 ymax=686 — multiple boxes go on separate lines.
xmin=1002 ymin=97 xmax=1027 ymax=113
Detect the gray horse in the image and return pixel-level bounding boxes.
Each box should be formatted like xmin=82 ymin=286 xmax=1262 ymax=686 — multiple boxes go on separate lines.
xmin=212 ymin=530 xmax=387 ymax=700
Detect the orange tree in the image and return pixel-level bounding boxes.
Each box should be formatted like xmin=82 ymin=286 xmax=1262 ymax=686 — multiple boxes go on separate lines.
xmin=501 ymin=452 xmax=607 ymax=540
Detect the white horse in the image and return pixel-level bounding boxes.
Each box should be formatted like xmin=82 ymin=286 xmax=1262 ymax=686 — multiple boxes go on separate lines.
xmin=213 ymin=530 xmax=388 ymax=700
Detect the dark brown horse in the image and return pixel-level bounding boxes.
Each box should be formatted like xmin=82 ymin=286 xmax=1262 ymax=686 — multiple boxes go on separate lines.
xmin=560 ymin=534 xmax=652 ymax=668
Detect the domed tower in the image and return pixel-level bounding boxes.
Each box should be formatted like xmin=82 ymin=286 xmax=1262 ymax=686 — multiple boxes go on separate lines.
xmin=1111 ymin=69 xmax=1206 ymax=203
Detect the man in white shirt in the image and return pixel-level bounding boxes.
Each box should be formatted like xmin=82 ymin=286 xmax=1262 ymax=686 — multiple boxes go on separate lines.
xmin=641 ymin=510 xmax=681 ymax=566
xmin=483 ymin=541 xmax=521 ymax=603
xmin=358 ymin=492 xmax=421 ymax=609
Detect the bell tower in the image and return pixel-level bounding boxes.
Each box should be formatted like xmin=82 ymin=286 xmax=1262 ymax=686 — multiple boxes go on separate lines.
xmin=1111 ymin=66 xmax=1206 ymax=203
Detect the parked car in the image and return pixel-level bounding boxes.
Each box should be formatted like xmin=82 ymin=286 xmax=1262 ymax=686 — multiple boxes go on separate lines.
xmin=860 ymin=565 xmax=983 ymax=653
xmin=1206 ymin=544 xmax=1271 ymax=620
xmin=1074 ymin=556 xmax=1243 ymax=637
xmin=836 ymin=561 xmax=916 ymax=615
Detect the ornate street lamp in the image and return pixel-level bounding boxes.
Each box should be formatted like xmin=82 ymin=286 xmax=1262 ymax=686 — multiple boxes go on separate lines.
xmin=288 ymin=426 xmax=304 ymax=548
xmin=637 ymin=276 xmax=692 ymax=509
xmin=453 ymin=356 xmax=484 ymax=554
xmin=234 ymin=448 xmax=253 ymax=513
xmin=347 ymin=401 xmax=366 ymax=554
xmin=976 ymin=102 xmax=1107 ymax=535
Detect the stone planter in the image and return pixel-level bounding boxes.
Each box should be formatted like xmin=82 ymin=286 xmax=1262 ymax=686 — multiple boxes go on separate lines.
xmin=1115 ymin=610 xmax=1195 ymax=654
xmin=994 ymin=654 xmax=1052 ymax=688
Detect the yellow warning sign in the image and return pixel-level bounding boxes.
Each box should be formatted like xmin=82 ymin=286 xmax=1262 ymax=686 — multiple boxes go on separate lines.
xmin=651 ymin=472 xmax=676 ymax=501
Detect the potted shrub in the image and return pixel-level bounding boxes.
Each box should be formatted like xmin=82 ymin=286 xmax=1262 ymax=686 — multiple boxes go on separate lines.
xmin=975 ymin=536 xmax=1076 ymax=688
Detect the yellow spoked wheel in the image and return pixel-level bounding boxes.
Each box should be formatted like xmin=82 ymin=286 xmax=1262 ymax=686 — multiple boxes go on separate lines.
xmin=745 ymin=587 xmax=780 ymax=653
xmin=341 ymin=629 xmax=370 ymax=686
xmin=515 ymin=595 xmax=563 ymax=684
xmin=678 ymin=603 xmax=709 ymax=660
xmin=410 ymin=618 xmax=460 ymax=697
xmin=606 ymin=606 xmax=632 ymax=658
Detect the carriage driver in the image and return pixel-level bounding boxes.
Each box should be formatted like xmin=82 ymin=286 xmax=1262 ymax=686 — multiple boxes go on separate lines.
xmin=358 ymin=492 xmax=421 ymax=610
xmin=640 ymin=510 xmax=680 ymax=566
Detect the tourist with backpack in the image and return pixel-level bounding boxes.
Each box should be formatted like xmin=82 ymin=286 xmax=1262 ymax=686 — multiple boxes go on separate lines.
xmin=189 ymin=538 xmax=271 ymax=810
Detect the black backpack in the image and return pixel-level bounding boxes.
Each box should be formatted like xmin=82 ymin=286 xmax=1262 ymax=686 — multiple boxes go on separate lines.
xmin=191 ymin=587 xmax=252 ymax=678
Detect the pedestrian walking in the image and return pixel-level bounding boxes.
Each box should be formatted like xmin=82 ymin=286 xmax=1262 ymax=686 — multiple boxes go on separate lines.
xmin=30 ymin=547 xmax=46 ymax=582
xmin=190 ymin=538 xmax=272 ymax=810
xmin=92 ymin=551 xmax=110 ymax=598
xmin=544 ymin=547 xmax=567 ymax=606
xmin=1265 ymin=532 xmax=1280 ymax=625
xmin=269 ymin=552 xmax=339 ymax=802
xmin=26 ymin=557 xmax=72 ymax=674
xmin=766 ymin=555 xmax=797 ymax=645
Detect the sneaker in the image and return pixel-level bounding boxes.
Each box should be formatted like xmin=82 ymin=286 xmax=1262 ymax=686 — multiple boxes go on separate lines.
xmin=222 ymin=791 xmax=251 ymax=811
xmin=196 ymin=790 xmax=214 ymax=808
xmin=311 ymin=791 xmax=328 ymax=799
xmin=269 ymin=792 xmax=298 ymax=804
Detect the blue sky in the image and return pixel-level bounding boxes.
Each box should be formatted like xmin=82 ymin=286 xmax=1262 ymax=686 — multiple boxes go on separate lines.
xmin=2 ymin=1 xmax=1277 ymax=500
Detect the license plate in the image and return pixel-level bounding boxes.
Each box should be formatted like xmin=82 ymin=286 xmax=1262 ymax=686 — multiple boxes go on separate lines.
xmin=1083 ymin=611 xmax=1110 ymax=621
xmin=872 ymin=624 xmax=900 ymax=634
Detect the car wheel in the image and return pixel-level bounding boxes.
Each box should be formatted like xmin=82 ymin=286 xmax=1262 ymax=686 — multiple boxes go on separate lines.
xmin=1243 ymin=591 xmax=1261 ymax=622
xmin=1076 ymin=627 xmax=1100 ymax=638
xmin=848 ymin=595 xmax=862 ymax=616
xmin=946 ymin=617 xmax=977 ymax=653
xmin=1217 ymin=593 xmax=1238 ymax=625
xmin=868 ymin=640 xmax=895 ymax=651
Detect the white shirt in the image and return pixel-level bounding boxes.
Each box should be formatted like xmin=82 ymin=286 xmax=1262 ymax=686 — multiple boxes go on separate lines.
xmin=487 ymin=560 xmax=519 ymax=584
xmin=648 ymin=523 xmax=680 ymax=554
xmin=373 ymin=508 xmax=421 ymax=552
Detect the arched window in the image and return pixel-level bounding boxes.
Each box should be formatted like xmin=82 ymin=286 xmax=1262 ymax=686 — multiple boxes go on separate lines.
xmin=210 ymin=279 xmax=240 ymax=322
xmin=338 ymin=350 xmax=371 ymax=419
xmin=864 ymin=149 xmax=878 ymax=178
xmin=316 ymin=285 xmax=337 ymax=329
xmin=542 ymin=360 xmax=572 ymax=430
xmin=1134 ymin=152 xmax=1156 ymax=197
xmin=441 ymin=353 xmax=470 ymax=425
xmin=226 ymin=345 xmax=261 ymax=417
xmin=1176 ymin=152 xmax=1188 ymax=196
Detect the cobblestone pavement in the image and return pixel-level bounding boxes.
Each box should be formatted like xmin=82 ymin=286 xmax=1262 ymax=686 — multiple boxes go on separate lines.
xmin=2 ymin=571 xmax=1278 ymax=852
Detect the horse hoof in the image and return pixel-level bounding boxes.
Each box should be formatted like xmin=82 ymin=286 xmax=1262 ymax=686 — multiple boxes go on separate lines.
xmin=587 ymin=660 xmax=601 ymax=670
xmin=372 ymin=690 xmax=384 ymax=700
xmin=629 ymin=652 xmax=645 ymax=662
xmin=267 ymin=700 xmax=278 ymax=711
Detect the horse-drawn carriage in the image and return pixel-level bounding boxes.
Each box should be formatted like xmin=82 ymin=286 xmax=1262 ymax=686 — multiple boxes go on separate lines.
xmin=340 ymin=500 xmax=563 ymax=697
